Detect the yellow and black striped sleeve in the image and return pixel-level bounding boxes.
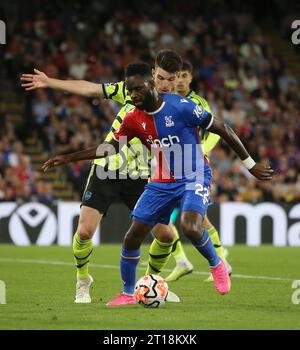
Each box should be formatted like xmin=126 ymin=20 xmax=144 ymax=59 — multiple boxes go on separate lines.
xmin=188 ymin=91 xmax=212 ymax=114
xmin=102 ymin=81 xmax=130 ymax=105
xmin=104 ymin=104 xmax=135 ymax=143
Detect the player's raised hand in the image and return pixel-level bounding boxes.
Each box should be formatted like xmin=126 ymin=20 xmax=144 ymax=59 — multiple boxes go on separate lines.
xmin=42 ymin=154 xmax=72 ymax=172
xmin=249 ymin=163 xmax=274 ymax=181
xmin=21 ymin=69 xmax=49 ymax=90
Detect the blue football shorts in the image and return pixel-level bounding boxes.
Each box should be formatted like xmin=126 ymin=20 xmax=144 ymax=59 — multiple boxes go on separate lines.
xmin=132 ymin=176 xmax=211 ymax=228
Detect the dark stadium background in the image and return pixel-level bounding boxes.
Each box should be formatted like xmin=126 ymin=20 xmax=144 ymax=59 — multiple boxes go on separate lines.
xmin=0 ymin=0 xmax=299 ymax=245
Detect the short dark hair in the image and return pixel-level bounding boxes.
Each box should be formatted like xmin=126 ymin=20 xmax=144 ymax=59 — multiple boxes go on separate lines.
xmin=155 ymin=49 xmax=182 ymax=73
xmin=181 ymin=60 xmax=193 ymax=74
xmin=125 ymin=61 xmax=152 ymax=79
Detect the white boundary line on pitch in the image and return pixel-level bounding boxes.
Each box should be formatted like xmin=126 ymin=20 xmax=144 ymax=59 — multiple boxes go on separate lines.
xmin=0 ymin=257 xmax=294 ymax=282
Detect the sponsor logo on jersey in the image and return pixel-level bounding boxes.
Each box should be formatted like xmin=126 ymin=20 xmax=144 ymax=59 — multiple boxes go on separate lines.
xmin=146 ymin=134 xmax=180 ymax=147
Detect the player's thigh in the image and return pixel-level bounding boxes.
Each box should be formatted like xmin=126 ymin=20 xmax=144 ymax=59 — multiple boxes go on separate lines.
xmin=180 ymin=183 xmax=210 ymax=234
xmin=132 ymin=183 xmax=177 ymax=228
xmin=180 ymin=181 xmax=210 ymax=221
xmin=77 ymin=205 xmax=103 ymax=240
xmin=152 ymin=222 xmax=174 ymax=243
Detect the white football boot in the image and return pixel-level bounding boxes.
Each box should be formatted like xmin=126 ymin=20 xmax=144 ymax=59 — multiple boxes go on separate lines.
xmin=74 ymin=274 xmax=94 ymax=303
xmin=165 ymin=260 xmax=194 ymax=282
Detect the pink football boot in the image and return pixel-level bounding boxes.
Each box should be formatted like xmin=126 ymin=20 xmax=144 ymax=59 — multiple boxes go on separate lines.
xmin=210 ymin=260 xmax=231 ymax=295
xmin=106 ymin=293 xmax=136 ymax=306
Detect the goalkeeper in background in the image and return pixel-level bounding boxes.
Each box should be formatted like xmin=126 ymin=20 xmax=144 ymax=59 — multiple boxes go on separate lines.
xmin=161 ymin=61 xmax=232 ymax=282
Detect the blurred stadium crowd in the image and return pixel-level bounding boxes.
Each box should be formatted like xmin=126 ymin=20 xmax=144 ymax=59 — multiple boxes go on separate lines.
xmin=0 ymin=1 xmax=299 ymax=204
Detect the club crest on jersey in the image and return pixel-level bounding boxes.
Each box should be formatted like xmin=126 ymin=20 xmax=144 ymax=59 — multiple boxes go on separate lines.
xmin=165 ymin=115 xmax=174 ymax=127
xmin=84 ymin=191 xmax=92 ymax=201
xmin=141 ymin=122 xmax=146 ymax=130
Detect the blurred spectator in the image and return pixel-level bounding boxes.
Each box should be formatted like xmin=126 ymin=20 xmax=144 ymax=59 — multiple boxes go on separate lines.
xmin=32 ymin=180 xmax=57 ymax=205
xmin=32 ymin=90 xmax=53 ymax=126
xmin=240 ymin=68 xmax=259 ymax=92
xmin=277 ymin=68 xmax=298 ymax=93
xmin=67 ymin=161 xmax=91 ymax=197
xmin=229 ymin=101 xmax=247 ymax=128
xmin=1 ymin=2 xmax=299 ymax=204
xmin=69 ymin=54 xmax=88 ymax=80
xmin=16 ymin=185 xmax=34 ymax=205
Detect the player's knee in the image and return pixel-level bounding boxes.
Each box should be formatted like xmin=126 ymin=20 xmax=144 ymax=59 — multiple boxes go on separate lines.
xmin=181 ymin=214 xmax=204 ymax=241
xmin=153 ymin=224 xmax=174 ymax=243
xmin=77 ymin=223 xmax=95 ymax=240
xmin=158 ymin=231 xmax=174 ymax=243
xmin=181 ymin=222 xmax=198 ymax=240
xmin=124 ymin=230 xmax=142 ymax=250
xmin=124 ymin=221 xmax=152 ymax=249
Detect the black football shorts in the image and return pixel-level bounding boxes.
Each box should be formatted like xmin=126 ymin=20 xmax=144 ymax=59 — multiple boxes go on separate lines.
xmin=81 ymin=165 xmax=148 ymax=214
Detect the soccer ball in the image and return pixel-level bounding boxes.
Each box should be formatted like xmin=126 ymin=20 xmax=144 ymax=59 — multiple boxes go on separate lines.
xmin=134 ymin=274 xmax=168 ymax=308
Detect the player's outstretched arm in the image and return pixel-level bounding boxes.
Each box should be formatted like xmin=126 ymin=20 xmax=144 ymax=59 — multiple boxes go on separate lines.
xmin=21 ymin=69 xmax=104 ymax=97
xmin=208 ymin=119 xmax=274 ymax=181
xmin=42 ymin=140 xmax=119 ymax=172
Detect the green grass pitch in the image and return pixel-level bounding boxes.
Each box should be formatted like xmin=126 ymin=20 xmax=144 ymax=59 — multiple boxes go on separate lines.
xmin=0 ymin=244 xmax=299 ymax=330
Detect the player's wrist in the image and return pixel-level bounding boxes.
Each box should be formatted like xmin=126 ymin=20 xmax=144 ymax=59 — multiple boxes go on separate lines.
xmin=46 ymin=77 xmax=55 ymax=88
xmin=242 ymin=156 xmax=256 ymax=170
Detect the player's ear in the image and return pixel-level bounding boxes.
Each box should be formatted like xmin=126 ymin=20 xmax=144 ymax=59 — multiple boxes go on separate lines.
xmin=151 ymin=68 xmax=155 ymax=78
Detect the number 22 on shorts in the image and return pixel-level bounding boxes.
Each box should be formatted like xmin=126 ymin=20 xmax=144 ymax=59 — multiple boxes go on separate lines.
xmin=195 ymin=184 xmax=210 ymax=204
